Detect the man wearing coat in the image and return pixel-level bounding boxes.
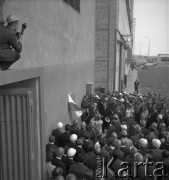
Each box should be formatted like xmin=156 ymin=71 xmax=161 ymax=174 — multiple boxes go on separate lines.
xmin=0 ymin=14 xmax=22 ymax=70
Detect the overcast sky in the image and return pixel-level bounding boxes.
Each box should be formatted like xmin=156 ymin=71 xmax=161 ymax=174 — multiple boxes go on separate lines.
xmin=134 ymin=0 xmax=169 ymax=56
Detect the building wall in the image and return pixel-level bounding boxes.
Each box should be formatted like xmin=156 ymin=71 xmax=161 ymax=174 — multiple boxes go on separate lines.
xmin=2 ymin=0 xmax=96 ymax=143
xmin=95 ymin=0 xmax=117 ymax=91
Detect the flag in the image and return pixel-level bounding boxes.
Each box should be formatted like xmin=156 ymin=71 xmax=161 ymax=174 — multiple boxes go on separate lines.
xmin=68 ymin=94 xmax=83 ymax=117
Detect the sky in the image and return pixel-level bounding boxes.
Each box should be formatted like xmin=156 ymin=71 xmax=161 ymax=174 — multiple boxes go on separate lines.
xmin=134 ymin=0 xmax=169 ymax=56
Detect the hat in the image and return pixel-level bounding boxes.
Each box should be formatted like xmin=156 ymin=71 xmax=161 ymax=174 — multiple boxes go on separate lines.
xmin=6 ymin=14 xmax=20 ymax=24
xmin=70 ymin=134 xmax=78 ymax=142
xmin=152 ymin=139 xmax=161 ymax=149
xmin=67 ymin=148 xmax=76 ymax=158
xmin=95 ymin=142 xmax=100 ymax=149
xmin=121 ymin=124 xmax=127 ymax=130
xmin=112 ymin=97 xmax=117 ymax=100
xmin=114 ymin=139 xmax=121 ymax=149
xmin=95 ymin=95 xmax=100 ymax=99
xmin=120 ymin=98 xmax=124 ymax=102
xmin=57 ymin=122 xmax=63 ymax=129
xmin=139 ymin=138 xmax=148 ymax=148
xmin=157 ymin=114 xmax=163 ymax=120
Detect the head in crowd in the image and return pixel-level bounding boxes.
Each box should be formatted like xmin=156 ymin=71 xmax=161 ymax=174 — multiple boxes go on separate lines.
xmin=84 ymin=131 xmax=90 ymax=140
xmin=56 ymin=147 xmax=65 ymax=158
xmin=49 ymin=135 xmax=55 ymax=143
xmin=66 ymin=174 xmax=77 ymax=180
xmin=57 ymin=122 xmax=63 ymax=129
xmin=52 ymin=167 xmax=63 ymax=179
xmin=65 ymin=124 xmax=71 ymax=132
xmin=70 ymin=134 xmax=78 ymax=143
xmin=54 ymin=175 xmax=65 ymax=180
xmin=67 ymin=148 xmax=76 ymax=158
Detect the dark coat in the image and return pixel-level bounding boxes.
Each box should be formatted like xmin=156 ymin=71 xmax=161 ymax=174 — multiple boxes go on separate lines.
xmin=63 ymin=157 xmax=76 ymax=172
xmin=83 ymin=139 xmax=93 ymax=153
xmin=69 ymin=163 xmax=92 ymax=180
xmin=52 ymin=129 xmax=62 ymax=146
xmin=46 ymin=143 xmax=58 ymax=157
xmin=0 ymin=25 xmax=22 ymax=61
xmin=51 ymin=157 xmax=67 ymax=178
xmin=148 ymin=148 xmax=163 ymax=162
xmin=84 ymin=151 xmax=97 ymax=172
xmin=58 ymin=131 xmax=70 ymax=147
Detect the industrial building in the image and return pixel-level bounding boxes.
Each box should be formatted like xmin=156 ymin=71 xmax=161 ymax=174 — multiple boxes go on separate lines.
xmin=0 ymin=0 xmax=95 ymax=179
xmin=95 ymin=0 xmax=134 ymax=92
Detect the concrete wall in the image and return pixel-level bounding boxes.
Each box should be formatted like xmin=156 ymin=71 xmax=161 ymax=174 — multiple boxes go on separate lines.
xmin=2 ymin=0 xmax=96 ymax=143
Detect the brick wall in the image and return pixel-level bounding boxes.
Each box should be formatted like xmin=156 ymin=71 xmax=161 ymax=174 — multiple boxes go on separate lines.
xmin=95 ymin=0 xmax=117 ymax=92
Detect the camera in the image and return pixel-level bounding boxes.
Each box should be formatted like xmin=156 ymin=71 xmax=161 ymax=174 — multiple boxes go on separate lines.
xmin=16 ymin=23 xmax=27 ymax=39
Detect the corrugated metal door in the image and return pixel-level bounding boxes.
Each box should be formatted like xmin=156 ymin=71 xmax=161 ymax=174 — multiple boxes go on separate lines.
xmin=0 ymin=89 xmax=35 ymax=180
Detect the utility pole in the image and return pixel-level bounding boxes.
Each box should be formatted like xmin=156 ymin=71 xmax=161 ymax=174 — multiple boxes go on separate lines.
xmin=145 ymin=36 xmax=150 ymax=57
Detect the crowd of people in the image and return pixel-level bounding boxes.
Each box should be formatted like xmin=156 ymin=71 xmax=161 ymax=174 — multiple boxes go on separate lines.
xmin=46 ymin=91 xmax=169 ymax=180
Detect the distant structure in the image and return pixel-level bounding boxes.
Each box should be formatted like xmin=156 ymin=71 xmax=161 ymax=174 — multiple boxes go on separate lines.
xmin=95 ymin=0 xmax=134 ymax=92
xmin=158 ymin=54 xmax=169 ymax=63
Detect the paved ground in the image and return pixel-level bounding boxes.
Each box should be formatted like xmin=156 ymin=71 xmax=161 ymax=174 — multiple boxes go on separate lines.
xmin=138 ymin=63 xmax=169 ymax=97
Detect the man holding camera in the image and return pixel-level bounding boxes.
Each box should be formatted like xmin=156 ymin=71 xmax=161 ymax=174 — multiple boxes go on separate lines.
xmin=0 ymin=14 xmax=22 ymax=70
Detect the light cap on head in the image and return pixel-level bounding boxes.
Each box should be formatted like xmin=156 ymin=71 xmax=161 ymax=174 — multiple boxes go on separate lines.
xmin=6 ymin=14 xmax=19 ymax=24
xmin=57 ymin=122 xmax=63 ymax=129
xmin=67 ymin=148 xmax=76 ymax=158
xmin=139 ymin=138 xmax=148 ymax=148
xmin=152 ymin=138 xmax=161 ymax=149
xmin=70 ymin=134 xmax=78 ymax=142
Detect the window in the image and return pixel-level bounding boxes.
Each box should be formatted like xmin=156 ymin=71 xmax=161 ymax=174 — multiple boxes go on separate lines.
xmin=63 ymin=0 xmax=80 ymax=12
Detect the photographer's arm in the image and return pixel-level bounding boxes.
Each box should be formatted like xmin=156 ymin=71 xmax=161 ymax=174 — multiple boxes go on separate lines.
xmin=9 ymin=32 xmax=22 ymax=53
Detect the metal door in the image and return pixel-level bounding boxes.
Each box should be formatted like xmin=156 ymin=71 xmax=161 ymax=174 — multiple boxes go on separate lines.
xmin=0 ymin=89 xmax=35 ymax=180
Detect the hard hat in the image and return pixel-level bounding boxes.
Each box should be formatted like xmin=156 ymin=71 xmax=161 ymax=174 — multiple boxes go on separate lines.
xmin=152 ymin=139 xmax=161 ymax=149
xmin=6 ymin=14 xmax=19 ymax=24
xmin=67 ymin=148 xmax=76 ymax=158
xmin=157 ymin=114 xmax=163 ymax=120
xmin=139 ymin=138 xmax=148 ymax=148
xmin=57 ymin=122 xmax=63 ymax=129
xmin=95 ymin=95 xmax=100 ymax=99
xmin=95 ymin=142 xmax=100 ymax=149
xmin=121 ymin=124 xmax=127 ymax=130
xmin=70 ymin=134 xmax=77 ymax=142
xmin=120 ymin=98 xmax=124 ymax=102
